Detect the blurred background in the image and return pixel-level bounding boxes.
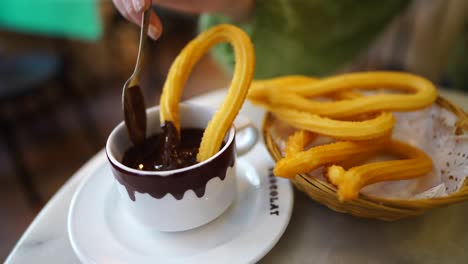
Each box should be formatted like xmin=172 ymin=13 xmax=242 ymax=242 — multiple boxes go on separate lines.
xmin=1 ymin=0 xmax=467 ymax=260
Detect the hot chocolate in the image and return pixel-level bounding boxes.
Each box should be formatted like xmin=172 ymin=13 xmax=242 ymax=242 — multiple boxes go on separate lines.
xmin=122 ymin=125 xmax=205 ymax=171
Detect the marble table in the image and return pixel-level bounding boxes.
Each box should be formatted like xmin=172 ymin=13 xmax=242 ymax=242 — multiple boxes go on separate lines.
xmin=6 ymin=88 xmax=468 ymax=264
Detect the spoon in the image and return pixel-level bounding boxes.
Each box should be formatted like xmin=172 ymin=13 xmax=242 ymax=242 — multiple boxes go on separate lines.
xmin=122 ymin=9 xmax=151 ymax=146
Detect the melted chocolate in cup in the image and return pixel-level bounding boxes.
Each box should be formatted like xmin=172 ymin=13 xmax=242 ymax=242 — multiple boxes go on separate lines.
xmin=121 ymin=124 xmax=204 ymax=172
xmin=109 ymin=122 xmax=234 ymax=201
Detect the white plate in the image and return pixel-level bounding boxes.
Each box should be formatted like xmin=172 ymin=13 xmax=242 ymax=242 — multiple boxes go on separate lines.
xmin=68 ymin=145 xmax=293 ymax=264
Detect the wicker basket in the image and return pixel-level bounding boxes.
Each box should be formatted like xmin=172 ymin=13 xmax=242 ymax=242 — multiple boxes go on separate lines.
xmin=262 ymin=96 xmax=468 ymax=221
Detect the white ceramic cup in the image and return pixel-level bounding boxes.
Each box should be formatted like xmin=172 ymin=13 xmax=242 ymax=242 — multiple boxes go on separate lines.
xmin=106 ymin=104 xmax=257 ymax=232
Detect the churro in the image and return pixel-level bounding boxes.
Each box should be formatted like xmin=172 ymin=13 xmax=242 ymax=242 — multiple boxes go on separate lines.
xmin=327 ymin=140 xmax=433 ymax=201
xmin=159 ymin=24 xmax=255 ymax=161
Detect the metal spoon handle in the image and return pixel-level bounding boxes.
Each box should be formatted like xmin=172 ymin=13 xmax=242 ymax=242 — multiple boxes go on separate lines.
xmin=130 ymin=9 xmax=151 ymax=86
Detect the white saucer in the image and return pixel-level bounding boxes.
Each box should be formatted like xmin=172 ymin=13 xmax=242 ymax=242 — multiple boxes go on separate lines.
xmin=68 ymin=146 xmax=293 ymax=264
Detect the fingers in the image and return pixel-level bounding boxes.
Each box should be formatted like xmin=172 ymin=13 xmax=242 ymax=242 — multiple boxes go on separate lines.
xmin=113 ymin=0 xmax=131 ymax=21
xmin=157 ymin=0 xmax=252 ymax=16
xmin=157 ymin=0 xmax=213 ymax=13
xmin=148 ymin=11 xmax=163 ymax=40
xmin=113 ymin=0 xmax=139 ymax=24
xmin=133 ymin=0 xmax=151 ymax=12
xmin=112 ymin=0 xmax=162 ymax=40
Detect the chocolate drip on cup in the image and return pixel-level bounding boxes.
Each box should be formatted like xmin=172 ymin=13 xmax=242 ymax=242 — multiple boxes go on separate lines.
xmin=112 ymin=127 xmax=236 ymax=201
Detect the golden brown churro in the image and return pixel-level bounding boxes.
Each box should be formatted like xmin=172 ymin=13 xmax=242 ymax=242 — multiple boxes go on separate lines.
xmin=271 ymin=107 xmax=395 ymax=140
xmin=274 ymin=139 xmax=387 ymax=179
xmin=283 ymin=130 xmax=316 ymax=158
xmin=326 ymin=140 xmax=433 ymax=201
xmin=250 ymin=72 xmax=437 ymax=118
xmin=159 ymin=24 xmax=255 ymax=162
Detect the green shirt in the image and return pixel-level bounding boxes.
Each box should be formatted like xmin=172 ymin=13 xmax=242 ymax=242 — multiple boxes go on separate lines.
xmin=200 ymin=0 xmax=408 ymax=79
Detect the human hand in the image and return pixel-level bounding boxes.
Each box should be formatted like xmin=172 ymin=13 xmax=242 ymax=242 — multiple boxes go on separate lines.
xmin=112 ymin=0 xmax=253 ymax=40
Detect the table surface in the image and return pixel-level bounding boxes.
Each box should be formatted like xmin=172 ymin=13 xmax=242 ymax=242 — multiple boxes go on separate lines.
xmin=6 ymin=88 xmax=468 ymax=264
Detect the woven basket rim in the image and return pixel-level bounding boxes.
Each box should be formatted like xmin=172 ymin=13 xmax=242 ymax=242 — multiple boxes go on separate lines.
xmin=262 ymin=95 xmax=468 ymax=211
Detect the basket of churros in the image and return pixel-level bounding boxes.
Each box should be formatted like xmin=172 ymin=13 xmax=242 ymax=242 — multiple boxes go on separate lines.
xmin=249 ymin=72 xmax=468 ymax=220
